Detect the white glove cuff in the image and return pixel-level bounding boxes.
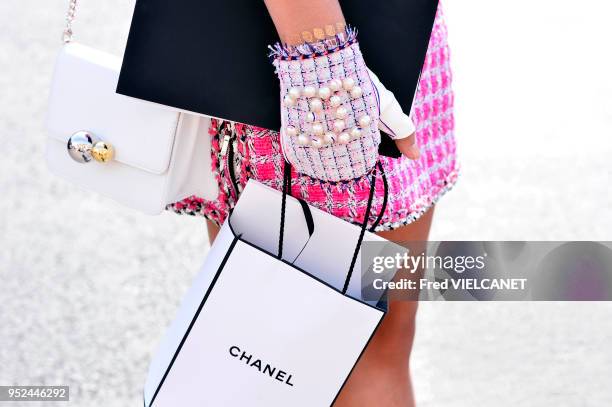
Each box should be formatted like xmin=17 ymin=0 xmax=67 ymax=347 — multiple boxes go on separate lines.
xmin=379 ymin=101 xmax=416 ymax=140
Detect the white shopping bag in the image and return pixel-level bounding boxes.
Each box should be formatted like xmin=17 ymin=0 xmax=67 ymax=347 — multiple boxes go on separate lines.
xmin=144 ymin=166 xmax=390 ymax=407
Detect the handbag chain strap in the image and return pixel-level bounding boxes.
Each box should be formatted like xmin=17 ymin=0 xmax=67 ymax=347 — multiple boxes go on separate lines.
xmin=63 ymin=0 xmax=78 ymax=43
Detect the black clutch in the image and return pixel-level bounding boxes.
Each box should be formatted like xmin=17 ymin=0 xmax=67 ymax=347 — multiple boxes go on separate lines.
xmin=117 ymin=0 xmax=439 ymax=156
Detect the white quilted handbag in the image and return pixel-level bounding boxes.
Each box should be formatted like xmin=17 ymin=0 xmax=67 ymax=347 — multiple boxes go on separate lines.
xmin=45 ymin=1 xmax=218 ymax=215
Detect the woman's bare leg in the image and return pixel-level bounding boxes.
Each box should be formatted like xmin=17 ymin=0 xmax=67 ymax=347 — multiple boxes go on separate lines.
xmin=206 ymin=219 xmax=220 ymax=244
xmin=206 ymin=207 xmax=435 ymax=406
xmin=334 ymin=207 xmax=435 ymax=407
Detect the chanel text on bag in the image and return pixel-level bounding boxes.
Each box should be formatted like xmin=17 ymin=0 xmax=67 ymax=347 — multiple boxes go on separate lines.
xmin=229 ymin=346 xmax=295 ymax=386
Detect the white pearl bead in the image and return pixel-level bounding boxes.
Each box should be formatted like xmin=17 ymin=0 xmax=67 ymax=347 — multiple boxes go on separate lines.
xmin=350 ymin=86 xmax=363 ymax=99
xmin=283 ymin=95 xmax=296 ymax=107
xmin=298 ymin=134 xmax=311 ymax=146
xmin=311 ymin=136 xmax=324 ymax=149
xmin=329 ymin=95 xmax=342 ymax=107
xmin=350 ymin=127 xmax=362 ymax=139
xmin=338 ymin=132 xmax=351 ymax=144
xmin=286 ymin=125 xmax=298 ymax=137
xmin=311 ymin=122 xmax=324 ymax=136
xmin=329 ymin=79 xmax=343 ymax=92
xmin=323 ymin=132 xmax=335 ymax=145
xmin=310 ymin=98 xmax=323 ymax=112
xmin=288 ymin=87 xmax=301 ymax=100
xmin=335 ymin=106 xmax=349 ymax=119
xmin=333 ymin=119 xmax=346 ymax=133
xmin=318 ymin=86 xmax=332 ymax=100
xmin=303 ymin=86 xmax=317 ymax=98
xmin=358 ymin=115 xmax=372 ymax=127
xmin=342 ymin=77 xmax=356 ymax=91
xmin=305 ymin=112 xmax=316 ymax=122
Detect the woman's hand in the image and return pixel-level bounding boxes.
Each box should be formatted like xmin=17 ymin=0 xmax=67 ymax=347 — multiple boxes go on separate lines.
xmin=395 ymin=133 xmax=420 ymax=160
xmin=366 ymin=68 xmax=420 ymax=161
xmin=265 ymin=0 xmax=421 ymax=183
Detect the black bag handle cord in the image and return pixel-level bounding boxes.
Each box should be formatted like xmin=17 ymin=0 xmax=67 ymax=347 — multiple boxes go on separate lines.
xmin=342 ymin=168 xmax=377 ymax=294
xmin=277 ymin=162 xmax=292 ymax=259
xmin=369 ymin=160 xmax=388 ymax=233
xmin=278 ymin=160 xmax=385 ymax=295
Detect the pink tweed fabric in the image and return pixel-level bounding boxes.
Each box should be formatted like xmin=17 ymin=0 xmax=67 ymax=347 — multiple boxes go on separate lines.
xmin=167 ymin=6 xmax=458 ymax=232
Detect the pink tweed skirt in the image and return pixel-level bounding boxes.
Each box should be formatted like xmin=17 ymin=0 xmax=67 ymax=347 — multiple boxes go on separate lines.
xmin=167 ymin=6 xmax=458 ymax=232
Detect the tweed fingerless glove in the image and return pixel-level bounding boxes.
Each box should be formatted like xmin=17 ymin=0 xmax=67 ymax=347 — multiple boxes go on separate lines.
xmin=270 ymin=28 xmax=381 ymax=182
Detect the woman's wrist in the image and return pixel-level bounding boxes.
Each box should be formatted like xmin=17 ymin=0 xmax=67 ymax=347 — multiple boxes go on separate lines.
xmin=263 ymin=0 xmax=346 ymax=45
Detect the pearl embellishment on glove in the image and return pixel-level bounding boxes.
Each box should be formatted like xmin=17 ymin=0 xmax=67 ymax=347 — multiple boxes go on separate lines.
xmin=323 ymin=132 xmax=335 ymax=145
xmin=285 ymin=76 xmax=369 ymax=149
xmin=298 ymin=134 xmax=311 ymax=146
xmin=342 ymin=77 xmax=355 ymax=91
xmin=318 ymin=86 xmax=331 ymax=100
xmin=329 ymin=79 xmax=343 ymax=92
xmin=288 ymin=87 xmax=301 ymax=100
xmin=335 ymin=106 xmax=349 ymax=119
xmin=329 ymin=95 xmax=342 ymax=107
xmin=286 ymin=125 xmax=298 ymax=137
xmin=310 ymin=98 xmax=323 ymax=112
xmin=311 ymin=136 xmax=324 ymax=149
xmin=303 ymin=86 xmax=316 ymax=98
xmin=333 ymin=119 xmax=346 ymax=133
xmin=358 ymin=115 xmax=371 ymax=127
xmin=311 ymin=122 xmax=324 ymax=136
xmin=338 ymin=132 xmax=351 ymax=145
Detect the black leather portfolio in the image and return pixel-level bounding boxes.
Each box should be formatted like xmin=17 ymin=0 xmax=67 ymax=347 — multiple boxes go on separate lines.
xmin=117 ymin=0 xmax=439 ymax=134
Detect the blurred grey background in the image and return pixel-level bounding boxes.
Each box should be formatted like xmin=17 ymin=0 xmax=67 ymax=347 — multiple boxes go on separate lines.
xmin=1 ymin=0 xmax=611 ymax=406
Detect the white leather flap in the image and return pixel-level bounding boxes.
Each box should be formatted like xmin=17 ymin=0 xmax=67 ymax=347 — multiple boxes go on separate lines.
xmin=46 ymin=43 xmax=179 ymax=175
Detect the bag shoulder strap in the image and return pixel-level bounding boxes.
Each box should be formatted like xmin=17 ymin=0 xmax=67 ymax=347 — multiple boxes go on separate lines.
xmin=63 ymin=0 xmax=78 ymax=43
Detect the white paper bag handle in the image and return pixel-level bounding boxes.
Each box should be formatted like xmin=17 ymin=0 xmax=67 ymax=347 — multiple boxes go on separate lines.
xmin=63 ymin=0 xmax=78 ymax=43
